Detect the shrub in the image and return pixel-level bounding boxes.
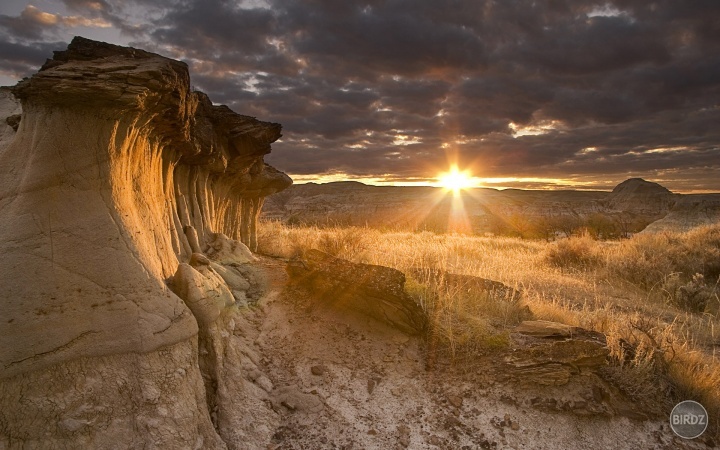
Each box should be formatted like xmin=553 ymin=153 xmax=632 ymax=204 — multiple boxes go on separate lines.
xmin=606 ymin=224 xmax=720 ymax=292
xmin=543 ymin=235 xmax=602 ymax=271
xmin=666 ymin=273 xmax=717 ymax=313
xmin=316 ymin=227 xmax=368 ymax=259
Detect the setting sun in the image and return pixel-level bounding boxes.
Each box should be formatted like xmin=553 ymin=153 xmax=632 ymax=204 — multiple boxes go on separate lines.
xmin=438 ymin=166 xmax=474 ymax=193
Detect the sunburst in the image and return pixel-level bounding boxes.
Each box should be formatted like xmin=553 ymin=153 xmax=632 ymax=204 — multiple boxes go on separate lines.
xmin=438 ymin=166 xmax=474 ymax=193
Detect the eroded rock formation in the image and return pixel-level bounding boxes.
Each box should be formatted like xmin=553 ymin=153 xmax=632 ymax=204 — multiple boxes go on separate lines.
xmin=286 ymin=249 xmax=427 ymax=335
xmin=0 ymin=37 xmax=290 ymax=447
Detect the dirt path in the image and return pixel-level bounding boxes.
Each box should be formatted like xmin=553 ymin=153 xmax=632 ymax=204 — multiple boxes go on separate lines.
xmin=229 ymin=256 xmax=704 ymax=449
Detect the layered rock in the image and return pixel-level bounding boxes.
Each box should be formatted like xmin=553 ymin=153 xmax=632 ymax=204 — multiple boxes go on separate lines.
xmin=507 ymin=320 xmax=609 ymax=386
xmin=0 ymin=37 xmax=290 ymax=447
xmin=286 ymin=249 xmax=427 ymax=335
xmin=409 ymin=268 xmax=522 ymax=303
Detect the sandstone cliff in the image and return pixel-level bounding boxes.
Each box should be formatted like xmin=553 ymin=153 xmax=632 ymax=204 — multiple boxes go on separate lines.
xmin=0 ymin=37 xmax=290 ymax=448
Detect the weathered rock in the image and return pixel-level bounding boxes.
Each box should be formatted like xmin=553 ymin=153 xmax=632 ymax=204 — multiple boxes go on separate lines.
xmin=185 ymin=225 xmax=203 ymax=253
xmin=397 ymin=424 xmax=411 ymax=448
xmin=447 ymin=394 xmax=464 ymax=408
xmin=606 ymin=178 xmax=675 ymax=218
xmin=310 ymin=365 xmax=327 ymax=376
xmin=207 ymin=232 xmax=257 ymax=265
xmin=0 ymin=88 xmax=21 ymax=163
xmin=0 ymin=36 xmax=290 ymax=378
xmin=0 ymin=339 xmax=226 ymax=449
xmin=508 ymin=322 xmax=609 ymax=385
xmin=410 ymin=268 xmax=522 ymax=302
xmin=643 ymin=194 xmax=720 ymax=233
xmin=287 ymin=249 xmax=427 ymax=334
xmin=170 ymin=262 xmax=235 ymax=325
xmin=270 ymin=386 xmax=324 ymax=414
xmin=515 ymin=320 xmax=574 ymax=338
xmin=0 ymin=37 xmax=290 ymax=448
xmin=210 ymin=261 xmax=251 ymax=291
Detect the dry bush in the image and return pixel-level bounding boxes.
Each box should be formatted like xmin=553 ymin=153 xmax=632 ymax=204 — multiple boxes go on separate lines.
xmin=543 ymin=234 xmax=602 ymax=271
xmin=257 ymin=221 xmax=370 ymax=261
xmin=316 ymin=227 xmax=368 ymax=260
xmin=606 ymin=232 xmax=683 ymax=289
xmin=606 ymin=225 xmax=720 ymax=287
xmin=256 ymin=220 xmax=318 ymax=258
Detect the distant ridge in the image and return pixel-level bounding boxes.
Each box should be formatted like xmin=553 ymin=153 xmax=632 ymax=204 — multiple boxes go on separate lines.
xmin=265 ymin=177 xmax=719 ymax=234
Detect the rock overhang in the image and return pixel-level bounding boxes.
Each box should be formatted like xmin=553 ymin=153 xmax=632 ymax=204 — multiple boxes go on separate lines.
xmin=0 ymin=36 xmax=291 ymax=377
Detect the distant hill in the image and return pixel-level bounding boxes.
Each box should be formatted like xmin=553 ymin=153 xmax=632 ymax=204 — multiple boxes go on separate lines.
xmin=607 ymin=178 xmax=676 ymax=217
xmin=262 ymin=178 xmax=720 ymax=237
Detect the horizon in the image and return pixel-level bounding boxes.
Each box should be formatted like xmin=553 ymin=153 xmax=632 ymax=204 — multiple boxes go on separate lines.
xmin=288 ymin=175 xmax=720 ymax=195
xmin=1 ymin=1 xmax=719 ymax=193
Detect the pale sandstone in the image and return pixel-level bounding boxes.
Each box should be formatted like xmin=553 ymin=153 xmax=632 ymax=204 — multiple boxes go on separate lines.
xmin=0 ymin=37 xmax=290 ymax=448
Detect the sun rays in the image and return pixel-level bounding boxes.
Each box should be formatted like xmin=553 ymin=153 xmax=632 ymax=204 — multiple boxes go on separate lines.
xmin=437 ymin=165 xmax=474 ymax=194
xmin=434 ymin=165 xmax=475 ymax=234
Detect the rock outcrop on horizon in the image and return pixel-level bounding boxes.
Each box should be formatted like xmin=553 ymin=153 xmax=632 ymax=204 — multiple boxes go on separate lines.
xmin=605 ymin=178 xmax=675 ymax=219
xmin=0 ymin=37 xmax=290 ymax=448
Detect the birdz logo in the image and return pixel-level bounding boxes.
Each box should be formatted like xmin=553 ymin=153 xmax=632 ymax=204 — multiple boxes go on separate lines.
xmin=670 ymin=400 xmax=708 ymax=439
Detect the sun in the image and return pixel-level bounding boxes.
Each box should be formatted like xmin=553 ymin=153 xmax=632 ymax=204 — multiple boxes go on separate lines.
xmin=438 ymin=166 xmax=473 ymax=193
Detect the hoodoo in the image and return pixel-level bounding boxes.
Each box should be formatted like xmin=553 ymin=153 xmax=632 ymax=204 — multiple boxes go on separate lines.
xmin=0 ymin=37 xmax=290 ymax=447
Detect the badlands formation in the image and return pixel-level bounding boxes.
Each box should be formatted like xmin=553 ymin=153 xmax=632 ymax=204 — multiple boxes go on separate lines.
xmin=0 ymin=38 xmax=711 ymax=449
xmin=0 ymin=37 xmax=291 ymax=448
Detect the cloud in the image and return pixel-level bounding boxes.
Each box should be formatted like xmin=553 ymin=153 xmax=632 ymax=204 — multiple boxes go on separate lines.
xmin=1 ymin=0 xmax=719 ymax=191
xmin=0 ymin=5 xmax=110 ymax=40
xmin=0 ymin=39 xmax=66 ymax=81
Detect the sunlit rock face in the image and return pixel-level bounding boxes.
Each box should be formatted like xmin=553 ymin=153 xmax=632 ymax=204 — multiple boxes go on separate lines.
xmin=0 ymin=37 xmax=290 ymax=447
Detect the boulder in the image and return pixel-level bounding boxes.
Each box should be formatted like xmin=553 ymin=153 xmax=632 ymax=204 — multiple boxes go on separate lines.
xmin=409 ymin=267 xmax=521 ymax=303
xmin=170 ymin=257 xmax=235 ymax=325
xmin=508 ymin=321 xmax=609 ymax=385
xmin=207 ymin=232 xmax=258 ymax=265
xmin=287 ymin=249 xmax=426 ymax=334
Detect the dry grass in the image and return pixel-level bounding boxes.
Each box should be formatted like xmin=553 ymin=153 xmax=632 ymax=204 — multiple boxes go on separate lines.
xmin=258 ymin=220 xmax=720 ymax=430
xmin=543 ymin=233 xmax=603 ymax=271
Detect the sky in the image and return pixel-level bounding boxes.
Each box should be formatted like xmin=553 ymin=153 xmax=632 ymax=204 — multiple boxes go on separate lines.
xmin=0 ymin=1 xmax=719 ymax=192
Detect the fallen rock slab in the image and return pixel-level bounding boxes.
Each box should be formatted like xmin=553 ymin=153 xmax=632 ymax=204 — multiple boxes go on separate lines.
xmin=410 ymin=268 xmax=522 ymax=303
xmin=515 ymin=320 xmax=574 ymax=338
xmin=286 ymin=249 xmax=426 ymax=334
xmin=508 ymin=321 xmax=609 ymax=385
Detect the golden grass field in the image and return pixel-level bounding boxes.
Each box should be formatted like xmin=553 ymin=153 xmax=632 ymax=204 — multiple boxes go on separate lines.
xmin=258 ymin=220 xmax=720 ymax=433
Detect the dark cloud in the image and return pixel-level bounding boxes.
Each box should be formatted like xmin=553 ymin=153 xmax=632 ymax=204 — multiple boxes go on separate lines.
xmin=0 ymin=40 xmax=65 ymax=80
xmin=2 ymin=0 xmax=719 ymax=191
